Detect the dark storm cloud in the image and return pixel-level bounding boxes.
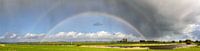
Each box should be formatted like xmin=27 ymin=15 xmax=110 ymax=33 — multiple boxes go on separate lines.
xmin=121 ymin=0 xmax=200 ymax=39
xmin=50 ymin=0 xmax=200 ymax=39
xmin=1 ymin=0 xmax=200 ymax=40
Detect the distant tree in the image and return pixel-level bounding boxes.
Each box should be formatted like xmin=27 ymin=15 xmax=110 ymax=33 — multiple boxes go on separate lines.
xmin=179 ymin=40 xmax=183 ymax=43
xmin=122 ymin=38 xmax=128 ymax=43
xmin=146 ymin=40 xmax=156 ymax=43
xmin=185 ymin=39 xmax=192 ymax=45
xmin=76 ymin=44 xmax=81 ymax=46
xmin=162 ymin=41 xmax=166 ymax=43
xmin=118 ymin=38 xmax=128 ymax=43
xmin=140 ymin=40 xmax=146 ymax=43
xmin=172 ymin=41 xmax=175 ymax=43
xmin=195 ymin=40 xmax=199 ymax=43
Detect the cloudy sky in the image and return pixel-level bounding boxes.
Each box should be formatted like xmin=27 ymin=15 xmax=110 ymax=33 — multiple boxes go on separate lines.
xmin=0 ymin=0 xmax=200 ymax=42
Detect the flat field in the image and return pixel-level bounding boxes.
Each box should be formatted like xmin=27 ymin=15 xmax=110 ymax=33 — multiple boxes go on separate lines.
xmin=0 ymin=44 xmax=200 ymax=51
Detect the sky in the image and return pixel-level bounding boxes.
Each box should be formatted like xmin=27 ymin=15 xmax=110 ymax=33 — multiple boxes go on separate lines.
xmin=0 ymin=0 xmax=200 ymax=42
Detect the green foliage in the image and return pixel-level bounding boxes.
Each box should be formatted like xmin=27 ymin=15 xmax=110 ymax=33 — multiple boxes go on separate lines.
xmin=1 ymin=43 xmax=200 ymax=51
xmin=0 ymin=44 xmax=143 ymax=51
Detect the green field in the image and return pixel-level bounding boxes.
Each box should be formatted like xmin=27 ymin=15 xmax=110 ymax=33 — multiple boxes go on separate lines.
xmin=0 ymin=44 xmax=200 ymax=51
xmin=0 ymin=44 xmax=143 ymax=51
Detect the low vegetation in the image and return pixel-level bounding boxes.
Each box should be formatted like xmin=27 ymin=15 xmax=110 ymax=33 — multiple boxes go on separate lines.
xmin=0 ymin=39 xmax=199 ymax=51
xmin=0 ymin=44 xmax=200 ymax=51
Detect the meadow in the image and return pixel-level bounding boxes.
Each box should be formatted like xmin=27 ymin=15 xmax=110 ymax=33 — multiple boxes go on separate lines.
xmin=0 ymin=43 xmax=200 ymax=51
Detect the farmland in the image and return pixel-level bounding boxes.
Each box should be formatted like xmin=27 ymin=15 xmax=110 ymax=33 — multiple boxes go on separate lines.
xmin=0 ymin=42 xmax=200 ymax=51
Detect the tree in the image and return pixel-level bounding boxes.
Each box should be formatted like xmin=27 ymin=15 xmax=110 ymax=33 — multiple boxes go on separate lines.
xmin=195 ymin=40 xmax=199 ymax=43
xmin=140 ymin=40 xmax=146 ymax=43
xmin=179 ymin=40 xmax=183 ymax=43
xmin=118 ymin=38 xmax=128 ymax=43
xmin=185 ymin=39 xmax=192 ymax=45
xmin=171 ymin=41 xmax=175 ymax=43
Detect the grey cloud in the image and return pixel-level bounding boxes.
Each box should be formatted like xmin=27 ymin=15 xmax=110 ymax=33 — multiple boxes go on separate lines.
xmin=0 ymin=0 xmax=200 ymax=40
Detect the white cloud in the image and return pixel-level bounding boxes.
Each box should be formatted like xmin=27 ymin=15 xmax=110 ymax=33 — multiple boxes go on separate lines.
xmin=183 ymin=24 xmax=199 ymax=34
xmin=23 ymin=33 xmax=46 ymax=39
xmin=182 ymin=24 xmax=200 ymax=40
xmin=0 ymin=31 xmax=139 ymax=42
xmin=1 ymin=32 xmax=17 ymax=39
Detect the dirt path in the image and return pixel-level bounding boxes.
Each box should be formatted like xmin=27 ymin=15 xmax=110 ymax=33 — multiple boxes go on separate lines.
xmin=80 ymin=44 xmax=197 ymax=50
xmin=80 ymin=45 xmax=148 ymax=49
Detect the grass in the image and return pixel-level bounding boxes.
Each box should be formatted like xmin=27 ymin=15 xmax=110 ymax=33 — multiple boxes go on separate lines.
xmin=0 ymin=44 xmax=144 ymax=51
xmin=0 ymin=44 xmax=200 ymax=51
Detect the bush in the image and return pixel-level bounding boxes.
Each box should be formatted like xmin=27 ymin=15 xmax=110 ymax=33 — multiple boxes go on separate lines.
xmin=76 ymin=44 xmax=81 ymax=46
